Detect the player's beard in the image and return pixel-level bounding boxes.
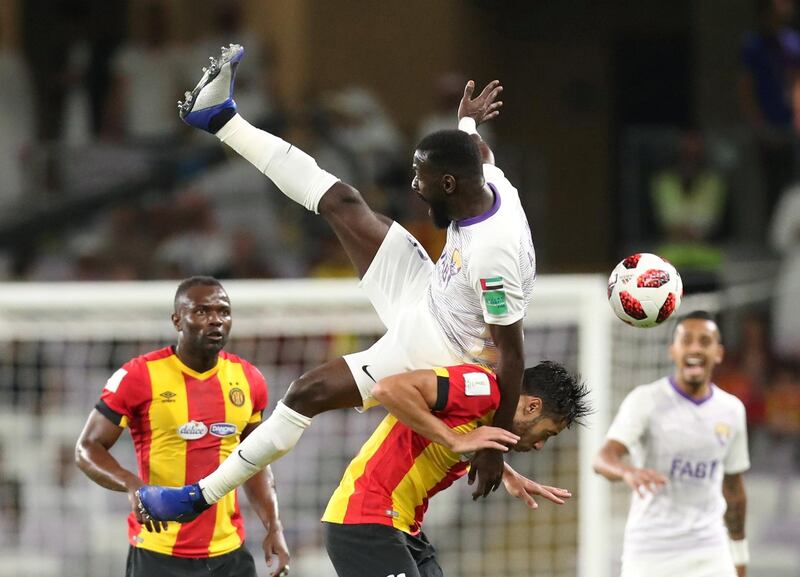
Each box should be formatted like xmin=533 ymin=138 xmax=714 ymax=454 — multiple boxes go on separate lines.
xmin=429 ymin=198 xmax=452 ymax=229
xmin=683 ymin=370 xmax=707 ymax=389
xmin=681 ymin=358 xmax=710 ymax=389
xmin=511 ymin=414 xmax=545 ymax=452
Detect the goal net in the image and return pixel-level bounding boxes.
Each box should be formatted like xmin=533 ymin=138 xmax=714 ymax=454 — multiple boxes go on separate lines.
xmin=4 ymin=275 xmax=737 ymax=577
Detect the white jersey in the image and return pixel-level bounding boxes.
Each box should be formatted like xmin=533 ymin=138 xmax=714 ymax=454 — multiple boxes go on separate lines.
xmin=427 ymin=164 xmax=536 ymax=367
xmin=607 ymin=377 xmax=750 ymax=557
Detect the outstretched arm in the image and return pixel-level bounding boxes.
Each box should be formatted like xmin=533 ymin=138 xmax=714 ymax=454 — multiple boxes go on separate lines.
xmin=723 ymin=473 xmax=748 ymax=577
xmin=372 ymin=370 xmax=519 ymax=453
xmin=593 ymin=439 xmax=667 ymax=497
xmin=468 ymin=320 xmax=525 ymax=499
xmin=502 ymin=462 xmax=572 ymax=509
xmin=458 ymin=79 xmax=503 ymax=165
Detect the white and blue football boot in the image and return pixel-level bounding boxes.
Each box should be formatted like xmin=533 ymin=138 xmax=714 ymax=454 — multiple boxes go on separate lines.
xmin=178 ymin=43 xmax=244 ymax=133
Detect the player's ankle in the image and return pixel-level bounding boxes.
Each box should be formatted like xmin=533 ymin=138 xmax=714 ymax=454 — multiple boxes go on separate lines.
xmin=209 ymin=107 xmax=237 ymax=134
xmin=194 ymin=487 xmax=211 ymax=510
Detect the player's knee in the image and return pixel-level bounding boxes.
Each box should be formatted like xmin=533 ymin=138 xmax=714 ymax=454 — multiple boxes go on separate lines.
xmin=283 ymin=374 xmax=330 ymax=417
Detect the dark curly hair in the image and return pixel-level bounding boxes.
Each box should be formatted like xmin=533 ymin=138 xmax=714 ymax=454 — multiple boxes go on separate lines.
xmin=522 ymin=361 xmax=592 ymax=427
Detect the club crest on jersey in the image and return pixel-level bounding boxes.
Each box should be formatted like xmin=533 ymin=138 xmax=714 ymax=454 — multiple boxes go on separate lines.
xmin=438 ymin=249 xmax=462 ymax=288
xmin=177 ymin=420 xmax=208 ymax=440
xmin=480 ymin=276 xmax=508 ymax=315
xmin=229 ymin=387 xmax=246 ymax=407
xmin=714 ymin=422 xmax=731 ymax=446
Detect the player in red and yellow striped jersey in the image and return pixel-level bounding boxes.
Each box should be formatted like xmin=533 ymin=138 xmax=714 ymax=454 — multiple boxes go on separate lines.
xmin=76 ymin=277 xmax=289 ymax=577
xmin=322 ymin=361 xmax=591 ymax=577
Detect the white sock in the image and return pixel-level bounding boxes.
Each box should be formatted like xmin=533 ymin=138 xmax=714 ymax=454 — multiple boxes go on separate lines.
xmin=216 ymin=114 xmax=339 ymax=213
xmin=199 ymin=401 xmax=312 ymax=503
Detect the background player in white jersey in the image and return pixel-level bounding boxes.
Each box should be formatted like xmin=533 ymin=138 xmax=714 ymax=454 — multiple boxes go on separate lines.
xmin=138 ymin=43 xmax=536 ymax=522
xmin=593 ymin=311 xmax=750 ymax=577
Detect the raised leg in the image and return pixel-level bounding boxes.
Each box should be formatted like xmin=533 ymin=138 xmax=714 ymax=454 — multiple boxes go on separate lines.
xmin=179 ymin=44 xmax=393 ymax=278
xmin=198 ymin=358 xmax=361 ymax=502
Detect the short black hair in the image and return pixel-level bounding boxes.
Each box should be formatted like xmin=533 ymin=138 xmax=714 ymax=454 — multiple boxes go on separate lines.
xmin=174 ymin=276 xmax=225 ymax=312
xmin=522 ymin=361 xmax=592 ymax=427
xmin=673 ymin=310 xmax=720 ymax=339
xmin=415 ymin=129 xmax=483 ymax=180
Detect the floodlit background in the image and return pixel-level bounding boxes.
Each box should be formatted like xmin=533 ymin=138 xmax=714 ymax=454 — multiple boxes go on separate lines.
xmin=0 ymin=0 xmax=798 ymax=576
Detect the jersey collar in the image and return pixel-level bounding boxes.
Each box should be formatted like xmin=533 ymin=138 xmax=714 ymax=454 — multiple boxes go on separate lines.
xmin=170 ymin=346 xmax=222 ymax=379
xmin=668 ymin=376 xmax=714 ymax=405
xmin=456 ymin=183 xmax=501 ymax=226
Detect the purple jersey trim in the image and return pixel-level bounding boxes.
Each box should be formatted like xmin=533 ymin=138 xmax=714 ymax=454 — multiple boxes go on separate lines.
xmin=457 ymin=183 xmax=501 ymax=226
xmin=669 ymin=377 xmax=714 ymax=405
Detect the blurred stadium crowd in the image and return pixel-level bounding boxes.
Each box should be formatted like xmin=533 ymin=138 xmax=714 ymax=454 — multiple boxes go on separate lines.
xmin=1 ymin=0 xmax=453 ymax=283
xmin=1 ymin=0 xmax=800 ymax=574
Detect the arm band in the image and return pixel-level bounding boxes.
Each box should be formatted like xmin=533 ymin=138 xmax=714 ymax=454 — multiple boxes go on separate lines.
xmin=458 ymin=117 xmax=478 ymax=135
xmin=729 ymin=538 xmax=749 ymax=565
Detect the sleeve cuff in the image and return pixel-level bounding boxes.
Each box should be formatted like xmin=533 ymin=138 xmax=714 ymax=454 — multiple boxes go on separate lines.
xmin=484 ymin=312 xmax=525 ymax=326
xmin=96 ymin=400 xmax=125 ymax=427
xmin=605 ymin=435 xmax=634 ymax=452
xmin=433 ymin=375 xmax=450 ymax=412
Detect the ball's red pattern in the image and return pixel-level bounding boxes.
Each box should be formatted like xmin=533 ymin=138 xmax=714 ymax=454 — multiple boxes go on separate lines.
xmin=619 ymin=291 xmax=647 ymax=320
xmin=609 ymin=253 xmax=682 ymax=327
xmin=622 ymin=254 xmax=642 ymax=269
xmin=656 ymin=292 xmax=676 ymax=323
xmin=637 ymin=269 xmax=670 ymax=289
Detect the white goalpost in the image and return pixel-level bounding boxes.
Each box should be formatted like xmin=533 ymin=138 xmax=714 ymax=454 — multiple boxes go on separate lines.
xmin=1 ymin=276 xmax=616 ymax=577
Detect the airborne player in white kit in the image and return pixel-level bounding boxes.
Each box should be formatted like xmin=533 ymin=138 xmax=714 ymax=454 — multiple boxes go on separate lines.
xmin=594 ymin=311 xmax=750 ymax=577
xmin=137 ymin=44 xmax=537 ymax=523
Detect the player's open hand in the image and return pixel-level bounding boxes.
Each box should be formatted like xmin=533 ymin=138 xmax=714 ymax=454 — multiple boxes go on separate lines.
xmin=448 ymin=426 xmax=519 ymax=454
xmin=622 ymin=467 xmax=667 ymax=498
xmin=128 ymin=484 xmax=169 ymax=533
xmin=502 ymin=465 xmax=572 ymax=509
xmin=467 ymin=448 xmax=505 ymax=499
xmin=263 ymin=524 xmax=291 ymax=577
xmin=458 ymin=79 xmax=503 ymax=126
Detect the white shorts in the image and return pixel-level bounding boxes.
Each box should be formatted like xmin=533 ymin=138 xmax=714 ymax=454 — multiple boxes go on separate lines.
xmin=621 ymin=546 xmax=737 ymax=577
xmin=343 ymin=222 xmax=463 ymax=410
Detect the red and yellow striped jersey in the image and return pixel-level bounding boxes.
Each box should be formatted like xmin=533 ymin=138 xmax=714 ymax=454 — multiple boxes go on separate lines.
xmin=322 ymin=364 xmax=499 ymax=535
xmin=97 ymin=346 xmax=267 ymax=558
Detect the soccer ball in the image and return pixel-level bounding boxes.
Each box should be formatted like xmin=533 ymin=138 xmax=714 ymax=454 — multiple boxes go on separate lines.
xmin=607 ymin=253 xmax=682 ymax=328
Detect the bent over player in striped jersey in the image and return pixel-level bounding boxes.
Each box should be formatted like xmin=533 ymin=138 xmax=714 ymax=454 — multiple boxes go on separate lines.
xmin=138 ymin=43 xmax=537 ymax=523
xmin=323 ymin=361 xmax=590 ymax=577
xmin=75 ymin=277 xmax=289 ymax=577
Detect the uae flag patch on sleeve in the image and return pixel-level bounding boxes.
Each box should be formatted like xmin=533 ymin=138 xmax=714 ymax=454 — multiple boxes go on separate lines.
xmin=480 ymin=276 xmax=508 ymax=315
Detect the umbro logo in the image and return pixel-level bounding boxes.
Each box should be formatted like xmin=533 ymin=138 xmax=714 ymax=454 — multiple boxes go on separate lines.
xmin=160 ymin=391 xmax=177 ymax=403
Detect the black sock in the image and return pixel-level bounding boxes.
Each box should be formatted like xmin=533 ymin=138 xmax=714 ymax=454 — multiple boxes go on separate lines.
xmin=209 ymin=107 xmax=236 ymax=134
